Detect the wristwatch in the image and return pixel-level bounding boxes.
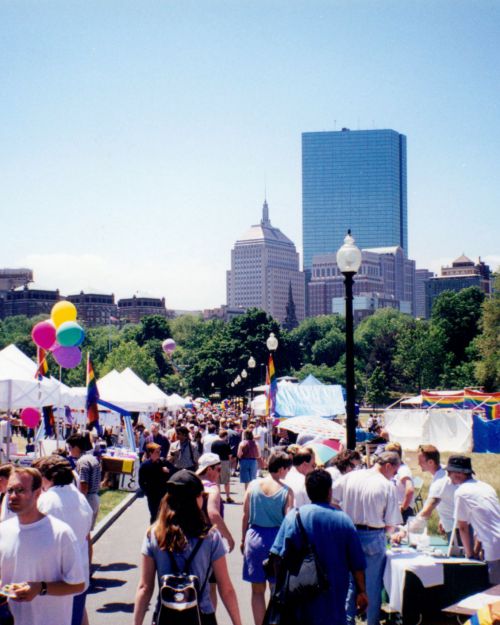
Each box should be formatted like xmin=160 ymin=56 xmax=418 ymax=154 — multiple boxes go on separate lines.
xmin=39 ymin=582 xmax=48 ymax=596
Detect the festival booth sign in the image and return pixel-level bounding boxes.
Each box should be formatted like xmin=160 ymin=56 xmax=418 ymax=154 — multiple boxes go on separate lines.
xmin=384 ymin=408 xmax=473 ymax=452
xmin=275 ymin=382 xmax=345 ymax=419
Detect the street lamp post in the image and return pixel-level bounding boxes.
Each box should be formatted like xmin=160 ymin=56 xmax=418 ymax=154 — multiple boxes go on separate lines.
xmin=337 ymin=230 xmax=362 ymax=450
xmin=266 ymin=332 xmax=279 ymax=451
xmin=247 ymin=356 xmax=256 ymax=405
xmin=241 ymin=369 xmax=248 ymax=409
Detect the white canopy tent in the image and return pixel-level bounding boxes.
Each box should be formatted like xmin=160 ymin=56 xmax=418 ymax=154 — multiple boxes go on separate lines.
xmin=276 ymin=383 xmax=345 ymax=418
xmin=97 ymin=369 xmax=160 ymax=413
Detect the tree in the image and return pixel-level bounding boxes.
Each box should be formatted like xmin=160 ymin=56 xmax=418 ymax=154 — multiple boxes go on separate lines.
xmin=475 ymin=273 xmax=500 ymax=390
xmin=366 ymin=365 xmax=391 ymax=407
xmin=101 ymin=341 xmax=158 ymax=383
xmin=283 ymin=282 xmax=298 ymax=331
xmin=431 ymin=287 xmax=485 ymax=365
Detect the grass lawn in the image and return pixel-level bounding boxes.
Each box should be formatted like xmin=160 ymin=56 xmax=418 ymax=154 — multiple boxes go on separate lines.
xmin=96 ymin=488 xmax=130 ymax=524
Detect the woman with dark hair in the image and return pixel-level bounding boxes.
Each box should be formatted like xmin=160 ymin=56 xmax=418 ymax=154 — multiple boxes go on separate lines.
xmin=133 ymin=470 xmax=243 ymax=625
xmin=241 ymin=451 xmax=293 ymax=625
xmin=237 ymin=428 xmax=260 ymax=490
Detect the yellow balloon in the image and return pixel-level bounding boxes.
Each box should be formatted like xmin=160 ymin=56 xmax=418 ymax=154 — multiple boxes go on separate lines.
xmin=51 ymin=301 xmax=77 ymax=328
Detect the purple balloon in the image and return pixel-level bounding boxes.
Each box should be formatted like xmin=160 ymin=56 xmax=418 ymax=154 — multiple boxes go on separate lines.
xmin=52 ymin=345 xmax=82 ymax=369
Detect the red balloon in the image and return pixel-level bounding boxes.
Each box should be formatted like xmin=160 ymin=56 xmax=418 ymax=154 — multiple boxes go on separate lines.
xmin=31 ymin=320 xmax=56 ymax=350
xmin=20 ymin=407 xmax=41 ymax=428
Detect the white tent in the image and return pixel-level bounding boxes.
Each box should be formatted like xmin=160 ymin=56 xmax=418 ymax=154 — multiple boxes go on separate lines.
xmin=166 ymin=393 xmax=186 ymax=411
xmin=147 ymin=383 xmax=170 ymax=409
xmin=119 ymin=368 xmax=166 ymax=408
xmin=0 ymin=345 xmax=62 ymax=410
xmin=251 ymin=394 xmax=267 ymax=416
xmin=97 ymin=369 xmax=160 ymax=412
xmin=384 ymin=408 xmax=473 ymax=452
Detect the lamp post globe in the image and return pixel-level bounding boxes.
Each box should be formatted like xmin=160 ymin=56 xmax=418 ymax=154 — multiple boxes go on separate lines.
xmin=248 ymin=356 xmax=256 ymax=369
xmin=241 ymin=369 xmax=247 ymax=379
xmin=266 ymin=332 xmax=279 ymax=352
xmin=337 ymin=230 xmax=361 ymax=450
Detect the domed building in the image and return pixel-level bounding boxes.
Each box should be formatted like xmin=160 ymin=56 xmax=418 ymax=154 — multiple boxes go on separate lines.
xmin=226 ymin=200 xmax=305 ymax=324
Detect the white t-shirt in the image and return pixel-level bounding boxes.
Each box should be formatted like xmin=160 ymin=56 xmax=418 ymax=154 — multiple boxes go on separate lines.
xmin=202 ymin=433 xmax=219 ymax=454
xmin=454 ymin=479 xmax=500 ymax=561
xmin=426 ymin=467 xmax=457 ymax=532
xmin=253 ymin=426 xmax=268 ymax=452
xmin=283 ymin=466 xmax=310 ymax=508
xmin=332 ymin=467 xmax=402 ymax=528
xmin=393 ymin=463 xmax=414 ymax=508
xmin=0 ymin=515 xmax=85 ymax=625
xmin=38 ymin=484 xmax=93 ymax=588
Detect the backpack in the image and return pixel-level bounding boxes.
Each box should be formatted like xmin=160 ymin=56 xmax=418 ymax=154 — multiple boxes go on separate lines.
xmin=156 ymin=538 xmax=208 ymax=625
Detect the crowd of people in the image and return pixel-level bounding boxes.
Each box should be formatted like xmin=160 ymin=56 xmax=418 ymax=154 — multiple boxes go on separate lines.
xmin=0 ymin=405 xmax=499 ymax=625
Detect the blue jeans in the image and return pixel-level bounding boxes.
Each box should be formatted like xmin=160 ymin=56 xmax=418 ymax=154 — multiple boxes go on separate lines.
xmin=346 ymin=529 xmax=386 ymax=625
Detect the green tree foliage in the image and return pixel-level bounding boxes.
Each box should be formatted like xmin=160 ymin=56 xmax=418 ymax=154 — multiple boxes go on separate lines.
xmin=101 ymin=341 xmax=158 ymax=383
xmin=475 ymin=274 xmax=500 ymax=391
xmin=366 ymin=365 xmax=391 ymax=407
xmin=0 ymin=315 xmax=45 ymax=357
xmin=431 ymin=287 xmax=485 ymax=365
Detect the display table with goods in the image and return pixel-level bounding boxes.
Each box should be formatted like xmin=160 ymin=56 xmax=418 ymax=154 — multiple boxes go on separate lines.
xmin=100 ymin=448 xmax=138 ymax=492
xmin=383 ymin=547 xmax=489 ymax=624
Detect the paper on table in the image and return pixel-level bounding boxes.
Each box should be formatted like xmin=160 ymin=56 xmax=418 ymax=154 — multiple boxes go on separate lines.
xmin=452 ymin=589 xmax=500 ymax=611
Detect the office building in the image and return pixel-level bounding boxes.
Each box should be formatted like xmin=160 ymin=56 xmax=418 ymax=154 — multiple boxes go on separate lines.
xmin=0 ymin=269 xmax=33 ymax=291
xmin=1 ymin=286 xmax=60 ymax=319
xmin=302 ymin=128 xmax=408 ymax=275
xmin=425 ymin=255 xmax=491 ymax=317
xmin=66 ymin=292 xmax=119 ymax=327
xmin=415 ymin=269 xmax=434 ymax=319
xmin=226 ymin=200 xmax=305 ymax=324
xmin=308 ymin=246 xmax=415 ymax=320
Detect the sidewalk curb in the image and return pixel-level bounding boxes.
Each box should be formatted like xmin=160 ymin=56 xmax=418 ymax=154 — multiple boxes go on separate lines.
xmin=91 ymin=491 xmax=139 ymax=544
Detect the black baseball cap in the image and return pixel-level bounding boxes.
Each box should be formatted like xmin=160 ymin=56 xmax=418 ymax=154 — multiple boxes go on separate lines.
xmin=165 ymin=470 xmax=203 ymax=498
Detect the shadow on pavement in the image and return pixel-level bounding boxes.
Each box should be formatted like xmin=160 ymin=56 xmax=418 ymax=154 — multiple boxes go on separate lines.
xmin=98 ymin=562 xmax=137 ymax=572
xmin=97 ymin=602 xmax=134 ymax=613
xmin=88 ymin=577 xmax=126 ymax=594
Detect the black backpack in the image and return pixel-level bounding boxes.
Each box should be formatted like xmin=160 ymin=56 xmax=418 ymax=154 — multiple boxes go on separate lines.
xmin=156 ymin=538 xmax=208 ymax=625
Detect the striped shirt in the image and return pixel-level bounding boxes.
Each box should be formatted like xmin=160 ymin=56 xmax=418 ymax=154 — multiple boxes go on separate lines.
xmin=77 ymin=452 xmax=101 ymax=495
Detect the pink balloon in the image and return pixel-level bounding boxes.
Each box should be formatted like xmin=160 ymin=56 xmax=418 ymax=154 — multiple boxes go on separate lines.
xmin=20 ymin=407 xmax=41 ymax=428
xmin=52 ymin=345 xmax=82 ymax=369
xmin=31 ymin=320 xmax=56 ymax=350
xmin=162 ymin=338 xmax=176 ymax=354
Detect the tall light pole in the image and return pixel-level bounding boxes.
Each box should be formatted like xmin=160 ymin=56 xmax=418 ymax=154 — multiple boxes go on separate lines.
xmin=337 ymin=230 xmax=362 ymax=450
xmin=247 ymin=356 xmax=256 ymax=405
xmin=241 ymin=369 xmax=248 ymax=409
xmin=266 ymin=332 xmax=279 ymax=451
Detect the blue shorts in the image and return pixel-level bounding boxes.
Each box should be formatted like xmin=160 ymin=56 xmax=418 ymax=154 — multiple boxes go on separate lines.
xmin=243 ymin=525 xmax=280 ymax=583
xmin=239 ymin=458 xmax=258 ymax=484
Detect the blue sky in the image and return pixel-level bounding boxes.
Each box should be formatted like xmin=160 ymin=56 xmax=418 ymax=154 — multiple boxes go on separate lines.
xmin=1 ymin=1 xmax=499 ymax=309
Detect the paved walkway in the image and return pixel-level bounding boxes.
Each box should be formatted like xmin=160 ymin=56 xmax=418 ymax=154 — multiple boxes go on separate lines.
xmin=87 ymin=476 xmax=255 ymax=625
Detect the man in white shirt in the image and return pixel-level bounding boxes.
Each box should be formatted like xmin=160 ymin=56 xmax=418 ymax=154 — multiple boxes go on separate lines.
xmin=202 ymin=423 xmax=219 ymax=454
xmin=446 ymin=455 xmax=500 ymax=584
xmin=0 ymin=467 xmax=85 ymax=625
xmin=253 ymin=418 xmax=268 ymax=470
xmin=332 ymin=451 xmax=402 ymax=625
xmin=416 ymin=444 xmax=457 ymax=537
xmin=283 ymin=446 xmax=316 ymax=508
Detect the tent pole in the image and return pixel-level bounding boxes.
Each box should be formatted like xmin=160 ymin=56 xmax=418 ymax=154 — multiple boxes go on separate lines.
xmin=6 ymin=379 xmax=12 ymax=462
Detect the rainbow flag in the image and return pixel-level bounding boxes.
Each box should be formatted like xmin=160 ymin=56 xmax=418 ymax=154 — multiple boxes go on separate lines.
xmin=464 ymin=388 xmax=500 ymax=420
xmin=35 ymin=347 xmax=49 ymax=379
xmin=421 ymin=390 xmax=464 ymax=408
xmin=86 ymin=355 xmax=101 ymax=433
xmin=266 ymin=354 xmax=277 ymax=417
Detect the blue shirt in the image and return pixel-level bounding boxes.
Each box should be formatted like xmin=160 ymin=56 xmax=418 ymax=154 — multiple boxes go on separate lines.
xmin=271 ymin=503 xmax=366 ymax=625
xmin=142 ymin=528 xmax=226 ymax=614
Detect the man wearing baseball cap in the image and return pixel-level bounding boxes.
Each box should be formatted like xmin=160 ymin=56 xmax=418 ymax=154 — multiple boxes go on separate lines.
xmin=446 ymin=455 xmax=500 ymax=583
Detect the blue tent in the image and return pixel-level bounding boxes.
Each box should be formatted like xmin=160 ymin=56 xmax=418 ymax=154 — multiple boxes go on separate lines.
xmin=473 ymin=414 xmax=500 ymax=453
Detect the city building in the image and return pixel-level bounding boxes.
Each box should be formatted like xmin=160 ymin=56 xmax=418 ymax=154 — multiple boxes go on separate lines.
xmin=0 ymin=269 xmax=33 ymax=291
xmin=425 ymin=255 xmax=491 ymax=318
xmin=1 ymin=286 xmax=60 ymax=319
xmin=117 ymin=295 xmax=168 ymax=324
xmin=226 ymin=200 xmax=305 ymax=324
xmin=202 ymin=306 xmax=247 ymax=322
xmin=415 ymin=269 xmax=434 ymax=319
xmin=308 ymin=246 xmax=415 ymax=320
xmin=302 ymin=128 xmax=408 ymax=276
xmin=66 ymin=292 xmax=119 ymax=327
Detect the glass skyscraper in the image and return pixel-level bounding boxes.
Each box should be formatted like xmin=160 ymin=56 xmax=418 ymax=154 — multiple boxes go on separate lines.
xmin=302 ymin=128 xmax=408 ymax=271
